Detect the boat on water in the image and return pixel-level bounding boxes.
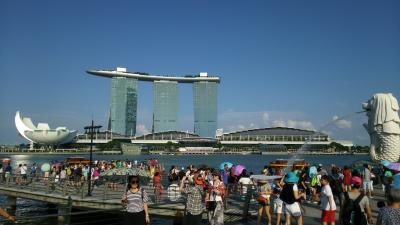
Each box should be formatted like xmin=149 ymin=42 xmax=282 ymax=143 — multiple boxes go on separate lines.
xmin=1 ymin=158 xmax=11 ymax=164
xmin=268 ymin=159 xmax=309 ymax=169
xmin=65 ymin=156 xmax=90 ymax=165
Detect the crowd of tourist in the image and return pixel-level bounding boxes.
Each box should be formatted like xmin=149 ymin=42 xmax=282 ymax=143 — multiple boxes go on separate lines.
xmin=1 ymin=159 xmax=400 ymax=225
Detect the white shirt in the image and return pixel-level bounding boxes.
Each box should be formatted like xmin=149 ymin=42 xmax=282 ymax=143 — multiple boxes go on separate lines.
xmin=239 ymin=177 xmax=253 ymax=194
xmin=209 ymin=181 xmax=223 ymax=202
xmin=21 ymin=166 xmax=28 ymax=175
xmin=238 ymin=177 xmax=252 ymax=185
xmin=321 ymin=185 xmax=336 ymax=211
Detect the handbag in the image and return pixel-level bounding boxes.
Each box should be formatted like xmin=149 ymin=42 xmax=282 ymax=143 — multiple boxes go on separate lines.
xmin=206 ymin=201 xmax=217 ymax=211
xmin=257 ymin=195 xmax=267 ymax=204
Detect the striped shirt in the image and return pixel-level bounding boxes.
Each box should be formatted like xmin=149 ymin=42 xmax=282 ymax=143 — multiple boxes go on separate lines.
xmin=125 ymin=188 xmax=149 ymax=213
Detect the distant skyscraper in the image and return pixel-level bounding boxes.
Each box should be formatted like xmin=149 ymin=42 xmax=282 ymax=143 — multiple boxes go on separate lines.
xmin=193 ymin=81 xmax=218 ymax=137
xmin=88 ymin=68 xmax=220 ymax=137
xmin=110 ymin=77 xmax=137 ymax=136
xmin=153 ymin=80 xmax=178 ymax=133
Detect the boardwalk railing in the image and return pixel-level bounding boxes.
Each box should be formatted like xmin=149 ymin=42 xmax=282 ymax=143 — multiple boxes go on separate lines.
xmin=0 ymin=174 xmax=260 ymax=224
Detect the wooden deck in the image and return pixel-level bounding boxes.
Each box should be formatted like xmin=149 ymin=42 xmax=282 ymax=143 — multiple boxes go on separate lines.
xmin=0 ymin=176 xmax=383 ymax=225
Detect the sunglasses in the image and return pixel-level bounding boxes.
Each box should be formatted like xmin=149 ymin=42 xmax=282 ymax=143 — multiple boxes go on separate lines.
xmin=130 ymin=180 xmax=138 ymax=184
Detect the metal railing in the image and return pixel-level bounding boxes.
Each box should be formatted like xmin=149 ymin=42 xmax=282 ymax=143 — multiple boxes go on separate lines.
xmin=0 ymin=174 xmax=260 ymax=224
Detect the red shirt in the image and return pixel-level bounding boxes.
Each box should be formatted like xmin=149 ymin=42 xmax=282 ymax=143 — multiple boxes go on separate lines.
xmin=343 ymin=169 xmax=351 ymax=185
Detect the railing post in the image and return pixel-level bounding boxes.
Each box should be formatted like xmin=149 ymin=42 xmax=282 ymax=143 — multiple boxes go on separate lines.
xmin=57 ymin=196 xmax=72 ymax=225
xmin=46 ymin=177 xmax=51 ymax=194
xmin=103 ymin=182 xmax=108 ymax=200
xmin=31 ymin=177 xmax=36 ymax=192
xmin=242 ymin=185 xmax=253 ymax=222
xmin=81 ymin=181 xmax=86 ymax=199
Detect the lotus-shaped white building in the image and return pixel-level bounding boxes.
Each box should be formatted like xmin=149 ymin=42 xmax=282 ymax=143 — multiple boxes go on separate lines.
xmin=15 ymin=111 xmax=77 ymax=145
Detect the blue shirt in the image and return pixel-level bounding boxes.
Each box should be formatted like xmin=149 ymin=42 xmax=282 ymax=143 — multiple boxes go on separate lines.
xmin=221 ymin=170 xmax=228 ymax=185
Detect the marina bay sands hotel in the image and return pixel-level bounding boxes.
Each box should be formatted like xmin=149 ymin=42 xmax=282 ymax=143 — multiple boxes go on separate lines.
xmin=87 ymin=68 xmax=220 ymax=138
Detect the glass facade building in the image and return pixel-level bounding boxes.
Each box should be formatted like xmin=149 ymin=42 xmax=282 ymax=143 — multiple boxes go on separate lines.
xmin=193 ymin=81 xmax=218 ymax=137
xmin=153 ymin=81 xmax=178 ymax=133
xmin=110 ymin=77 xmax=137 ymax=136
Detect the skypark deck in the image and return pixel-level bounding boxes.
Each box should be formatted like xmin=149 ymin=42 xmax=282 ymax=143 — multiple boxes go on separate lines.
xmin=87 ymin=69 xmax=221 ymax=83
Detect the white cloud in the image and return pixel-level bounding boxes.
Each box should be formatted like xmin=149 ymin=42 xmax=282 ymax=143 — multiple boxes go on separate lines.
xmin=272 ymin=120 xmax=287 ymax=127
xmin=262 ymin=112 xmax=269 ymax=125
xmin=272 ymin=119 xmax=315 ymax=131
xmin=332 ymin=115 xmax=352 ymax=129
xmin=136 ymin=124 xmax=150 ymax=136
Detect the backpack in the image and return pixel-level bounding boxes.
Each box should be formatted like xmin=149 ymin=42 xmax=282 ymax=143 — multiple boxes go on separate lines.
xmin=279 ymin=184 xmax=296 ymax=204
xmin=31 ymin=166 xmax=37 ymax=175
xmin=311 ymin=175 xmax=318 ymax=187
xmin=329 ymin=175 xmax=342 ymax=195
xmin=341 ymin=192 xmax=368 ymax=225
xmin=66 ymin=168 xmax=72 ymax=176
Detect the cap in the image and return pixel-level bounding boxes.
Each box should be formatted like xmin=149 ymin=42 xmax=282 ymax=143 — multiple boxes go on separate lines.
xmin=351 ymin=176 xmax=362 ymax=186
xmin=285 ymin=172 xmax=299 ymax=183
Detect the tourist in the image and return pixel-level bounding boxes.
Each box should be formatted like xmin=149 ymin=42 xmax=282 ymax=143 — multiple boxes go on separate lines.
xmin=362 ymin=164 xmax=372 ymax=198
xmin=262 ymin=166 xmax=269 ymax=175
xmin=343 ymin=165 xmax=352 ymax=192
xmin=298 ymin=172 xmax=309 ymax=201
xmin=339 ymin=176 xmax=373 ymax=225
xmin=279 ymin=172 xmax=306 ymax=225
xmin=376 ymin=174 xmax=400 ymax=225
xmin=272 ymin=177 xmax=284 ymax=225
xmin=238 ymin=169 xmax=252 ymax=196
xmin=382 ymin=169 xmax=392 ymax=193
xmin=92 ymin=167 xmax=100 ymax=188
xmin=168 ymin=166 xmax=179 ymax=184
xmin=16 ymin=164 xmax=22 ymax=185
xmin=59 ymin=166 xmax=66 ymax=186
xmin=153 ymin=171 xmax=163 ymax=204
xmin=329 ymin=166 xmax=344 ymax=207
xmin=206 ymin=170 xmax=225 ymax=225
xmin=320 ymin=175 xmax=336 ymax=225
xmin=0 ymin=164 xmax=3 ymax=183
xmin=179 ymin=171 xmax=204 ymax=225
xmin=4 ymin=163 xmax=12 ymax=184
xmin=256 ymin=179 xmax=272 ymax=225
xmin=21 ymin=163 xmax=28 ymax=185
xmin=121 ymin=175 xmax=150 ymax=225
xmin=368 ymin=165 xmax=376 ymax=198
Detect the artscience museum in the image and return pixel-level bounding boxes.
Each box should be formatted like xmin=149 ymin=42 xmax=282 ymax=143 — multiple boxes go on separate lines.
xmin=15 ymin=111 xmax=77 ymax=145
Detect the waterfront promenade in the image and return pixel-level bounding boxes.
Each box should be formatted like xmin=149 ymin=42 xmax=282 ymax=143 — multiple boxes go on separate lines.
xmin=0 ymin=174 xmax=382 ymax=225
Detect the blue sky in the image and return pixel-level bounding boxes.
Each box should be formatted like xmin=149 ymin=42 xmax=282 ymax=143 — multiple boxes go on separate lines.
xmin=1 ymin=0 xmax=399 ymax=145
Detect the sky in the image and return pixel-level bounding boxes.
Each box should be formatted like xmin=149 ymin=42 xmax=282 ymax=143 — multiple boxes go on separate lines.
xmin=1 ymin=0 xmax=399 ymax=145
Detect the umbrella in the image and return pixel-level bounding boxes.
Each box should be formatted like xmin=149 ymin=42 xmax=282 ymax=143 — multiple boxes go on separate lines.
xmin=381 ymin=160 xmax=392 ymax=168
xmin=389 ymin=163 xmax=400 ymax=171
xmin=231 ymin=165 xmax=246 ymax=176
xmin=250 ymin=175 xmax=282 ymax=181
xmin=219 ymin=162 xmax=233 ymax=170
xmin=41 ymin=163 xmax=51 ymax=172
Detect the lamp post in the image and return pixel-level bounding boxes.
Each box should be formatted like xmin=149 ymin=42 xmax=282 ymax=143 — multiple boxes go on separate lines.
xmin=84 ymin=121 xmax=102 ymax=196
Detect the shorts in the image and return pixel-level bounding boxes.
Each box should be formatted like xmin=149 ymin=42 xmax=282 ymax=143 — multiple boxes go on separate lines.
xmin=273 ymin=200 xmax=283 ymax=214
xmin=284 ymin=202 xmax=301 ymax=217
xmin=321 ymin=210 xmax=335 ymax=223
xmin=363 ymin=181 xmax=371 ymax=190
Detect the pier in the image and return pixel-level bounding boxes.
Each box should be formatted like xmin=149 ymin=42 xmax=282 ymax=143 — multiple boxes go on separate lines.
xmin=0 ymin=174 xmax=384 ymax=225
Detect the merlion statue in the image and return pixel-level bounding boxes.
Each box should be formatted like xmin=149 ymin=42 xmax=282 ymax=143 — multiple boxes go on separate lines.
xmin=363 ymin=93 xmax=400 ymax=162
